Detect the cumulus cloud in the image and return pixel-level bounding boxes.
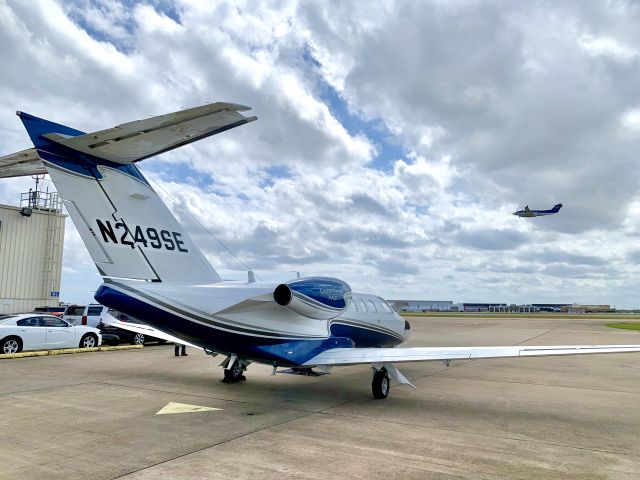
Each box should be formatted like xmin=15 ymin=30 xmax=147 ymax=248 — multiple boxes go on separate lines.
xmin=1 ymin=0 xmax=640 ymax=306
xmin=455 ymin=229 xmax=529 ymax=251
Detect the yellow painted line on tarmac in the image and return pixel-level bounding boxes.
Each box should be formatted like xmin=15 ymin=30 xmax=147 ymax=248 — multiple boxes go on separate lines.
xmin=156 ymin=402 xmax=223 ymax=415
xmin=0 ymin=344 xmax=143 ymax=359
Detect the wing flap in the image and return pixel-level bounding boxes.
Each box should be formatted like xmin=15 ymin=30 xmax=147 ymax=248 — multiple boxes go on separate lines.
xmin=0 ymin=148 xmax=47 ymax=178
xmin=302 ymin=344 xmax=640 ymax=366
xmin=47 ymin=102 xmax=257 ymax=164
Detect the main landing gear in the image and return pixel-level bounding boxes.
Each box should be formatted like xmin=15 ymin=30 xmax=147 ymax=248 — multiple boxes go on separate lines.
xmin=220 ymin=355 xmax=250 ymax=383
xmin=371 ymin=367 xmax=391 ymax=399
xmin=370 ymin=363 xmax=416 ymax=399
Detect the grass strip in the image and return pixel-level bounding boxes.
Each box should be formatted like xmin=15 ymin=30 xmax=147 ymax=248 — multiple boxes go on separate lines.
xmin=606 ymin=323 xmax=640 ymax=331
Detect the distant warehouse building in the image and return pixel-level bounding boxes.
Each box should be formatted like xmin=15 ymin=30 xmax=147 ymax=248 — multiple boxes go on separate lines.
xmin=457 ymin=303 xmax=506 ymax=312
xmin=0 ymin=190 xmax=65 ymax=314
xmin=531 ymin=303 xmax=569 ymax=312
xmin=562 ymin=304 xmax=612 ymax=314
xmin=389 ymin=300 xmax=453 ymax=312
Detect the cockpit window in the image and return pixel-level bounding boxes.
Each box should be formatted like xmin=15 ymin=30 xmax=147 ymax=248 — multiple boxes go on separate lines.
xmin=377 ymin=298 xmax=393 ymax=313
xmin=347 ymin=300 xmax=357 ymax=312
xmin=367 ymin=300 xmax=377 ymax=312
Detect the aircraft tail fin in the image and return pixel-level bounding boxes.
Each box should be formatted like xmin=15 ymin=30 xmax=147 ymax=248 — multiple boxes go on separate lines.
xmin=553 ymin=203 xmax=563 ymax=212
xmin=15 ymin=105 xmax=255 ymax=283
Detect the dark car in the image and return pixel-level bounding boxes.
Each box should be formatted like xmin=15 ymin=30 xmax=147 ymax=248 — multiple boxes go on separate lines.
xmin=98 ymin=310 xmax=166 ymax=346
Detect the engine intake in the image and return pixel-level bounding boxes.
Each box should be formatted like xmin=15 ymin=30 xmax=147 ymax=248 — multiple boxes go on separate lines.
xmin=273 ymin=277 xmax=351 ymax=320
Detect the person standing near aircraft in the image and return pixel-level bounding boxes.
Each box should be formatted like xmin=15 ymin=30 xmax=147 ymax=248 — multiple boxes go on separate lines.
xmin=174 ymin=342 xmax=187 ymax=356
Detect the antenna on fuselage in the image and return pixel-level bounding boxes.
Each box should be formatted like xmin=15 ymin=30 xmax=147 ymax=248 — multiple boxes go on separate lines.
xmin=292 ymin=271 xmax=301 ymax=279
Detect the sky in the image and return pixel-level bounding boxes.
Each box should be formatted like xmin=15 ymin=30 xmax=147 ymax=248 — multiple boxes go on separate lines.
xmin=1 ymin=0 xmax=640 ymax=307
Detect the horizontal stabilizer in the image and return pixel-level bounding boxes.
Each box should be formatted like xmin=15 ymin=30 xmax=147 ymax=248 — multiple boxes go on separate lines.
xmin=0 ymin=148 xmax=47 ymax=179
xmin=303 ymin=344 xmax=640 ymax=366
xmin=38 ymin=102 xmax=257 ymax=164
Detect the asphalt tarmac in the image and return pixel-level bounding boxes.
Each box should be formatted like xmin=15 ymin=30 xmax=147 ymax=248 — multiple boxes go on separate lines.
xmin=1 ymin=315 xmax=639 ymax=479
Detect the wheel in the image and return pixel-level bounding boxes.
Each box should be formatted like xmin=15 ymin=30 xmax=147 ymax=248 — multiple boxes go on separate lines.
xmin=222 ymin=362 xmax=246 ymax=383
xmin=1 ymin=337 xmax=22 ymax=354
xmin=132 ymin=333 xmax=145 ymax=345
xmin=372 ymin=369 xmax=390 ymax=399
xmin=79 ymin=333 xmax=98 ymax=348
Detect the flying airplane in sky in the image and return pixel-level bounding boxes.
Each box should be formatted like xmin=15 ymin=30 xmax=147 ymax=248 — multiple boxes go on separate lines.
xmin=1 ymin=104 xmax=638 ymax=399
xmin=513 ymin=203 xmax=563 ymax=218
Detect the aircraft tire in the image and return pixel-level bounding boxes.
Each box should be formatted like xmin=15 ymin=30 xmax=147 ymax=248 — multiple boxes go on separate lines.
xmin=222 ymin=363 xmax=246 ymax=383
xmin=372 ymin=369 xmax=390 ymax=399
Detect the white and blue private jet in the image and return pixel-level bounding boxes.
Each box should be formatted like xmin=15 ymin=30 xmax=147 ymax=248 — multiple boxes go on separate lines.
xmin=1 ymin=103 xmax=638 ymax=399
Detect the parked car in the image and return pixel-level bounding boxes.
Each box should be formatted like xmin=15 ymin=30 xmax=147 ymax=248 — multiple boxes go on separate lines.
xmin=0 ymin=314 xmax=102 ymax=354
xmin=98 ymin=310 xmax=166 ymax=346
xmin=63 ymin=304 xmax=108 ymax=328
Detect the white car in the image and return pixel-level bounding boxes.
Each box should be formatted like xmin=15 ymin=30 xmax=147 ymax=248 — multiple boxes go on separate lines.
xmin=0 ymin=313 xmax=102 ymax=354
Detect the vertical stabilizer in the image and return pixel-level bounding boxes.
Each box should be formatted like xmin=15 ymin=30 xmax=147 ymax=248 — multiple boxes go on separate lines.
xmin=18 ymin=111 xmax=222 ymax=283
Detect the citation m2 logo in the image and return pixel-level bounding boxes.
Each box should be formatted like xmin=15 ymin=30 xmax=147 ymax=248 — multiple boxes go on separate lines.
xmin=320 ymin=288 xmax=341 ymax=301
xmin=95 ymin=219 xmax=189 ymax=253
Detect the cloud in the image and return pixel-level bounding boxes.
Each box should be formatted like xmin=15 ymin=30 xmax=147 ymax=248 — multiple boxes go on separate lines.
xmin=626 ymin=250 xmax=640 ymax=264
xmin=518 ymin=248 xmax=608 ymax=266
xmin=1 ymin=0 xmax=640 ymax=307
xmin=541 ymin=264 xmax=619 ymax=280
xmin=455 ymin=229 xmax=529 ymax=251
xmin=304 ymin=1 xmax=640 ymax=234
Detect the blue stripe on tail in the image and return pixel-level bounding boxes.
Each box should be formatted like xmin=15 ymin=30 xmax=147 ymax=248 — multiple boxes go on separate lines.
xmin=17 ymin=111 xmax=85 ymax=148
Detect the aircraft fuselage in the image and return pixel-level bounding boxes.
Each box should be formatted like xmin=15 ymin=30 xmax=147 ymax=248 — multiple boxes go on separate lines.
xmin=95 ymin=279 xmax=408 ymax=366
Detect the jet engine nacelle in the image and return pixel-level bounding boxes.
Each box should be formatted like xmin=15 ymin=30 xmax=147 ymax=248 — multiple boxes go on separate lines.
xmin=273 ymin=277 xmax=352 ymax=320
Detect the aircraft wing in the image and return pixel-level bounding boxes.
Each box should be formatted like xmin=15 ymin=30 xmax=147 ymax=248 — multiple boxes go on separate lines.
xmin=302 ymin=344 xmax=640 ymax=366
xmin=0 ymin=148 xmax=46 ymax=179
xmin=101 ymin=313 xmax=202 ymax=350
xmin=42 ymin=102 xmax=257 ymax=164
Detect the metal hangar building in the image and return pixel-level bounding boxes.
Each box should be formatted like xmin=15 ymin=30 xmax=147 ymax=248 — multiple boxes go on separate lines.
xmin=0 ymin=187 xmax=65 ymax=314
